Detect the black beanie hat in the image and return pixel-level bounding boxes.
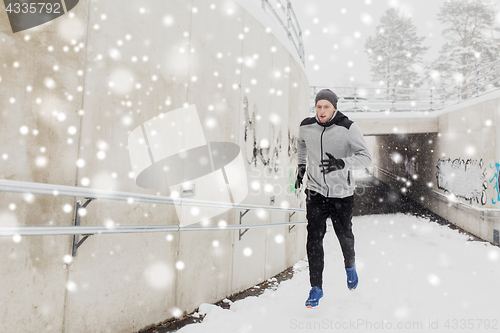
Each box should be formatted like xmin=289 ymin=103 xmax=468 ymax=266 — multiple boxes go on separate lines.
xmin=315 ymin=89 xmax=338 ymax=109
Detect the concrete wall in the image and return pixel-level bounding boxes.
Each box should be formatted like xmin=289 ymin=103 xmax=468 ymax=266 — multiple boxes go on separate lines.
xmin=349 ymin=111 xmax=438 ymax=136
xmin=370 ymin=91 xmax=500 ymax=244
xmin=0 ymin=1 xmax=309 ymax=332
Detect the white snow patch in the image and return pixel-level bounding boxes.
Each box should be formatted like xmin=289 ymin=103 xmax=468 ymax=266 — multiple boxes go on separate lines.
xmin=176 ymin=214 xmax=500 ymax=333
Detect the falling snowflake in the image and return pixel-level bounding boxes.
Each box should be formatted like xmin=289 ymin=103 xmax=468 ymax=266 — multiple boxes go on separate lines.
xmin=427 ymin=274 xmax=440 ymax=286
xmin=63 ymin=255 xmax=73 ymax=264
xmin=109 ymin=48 xmax=121 ymax=60
xmin=361 ymin=13 xmax=373 ymax=25
xmin=80 ymin=177 xmax=90 ymax=186
xmin=243 ymin=247 xmax=252 ymax=257
xmin=68 ymin=126 xmax=77 ymax=135
xmin=35 ymin=156 xmax=48 ymax=168
xmin=66 ymin=281 xmax=78 ymax=292
xmin=19 ymin=126 xmax=29 ymax=135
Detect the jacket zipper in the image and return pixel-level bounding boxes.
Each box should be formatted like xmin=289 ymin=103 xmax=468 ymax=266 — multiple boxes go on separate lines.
xmin=320 ymin=127 xmax=330 ymax=197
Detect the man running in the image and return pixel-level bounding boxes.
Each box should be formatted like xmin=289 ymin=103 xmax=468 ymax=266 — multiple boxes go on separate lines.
xmin=296 ymin=88 xmax=372 ymax=308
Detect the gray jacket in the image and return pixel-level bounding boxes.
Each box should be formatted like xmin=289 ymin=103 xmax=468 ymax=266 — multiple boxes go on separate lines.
xmin=298 ymin=110 xmax=372 ymax=198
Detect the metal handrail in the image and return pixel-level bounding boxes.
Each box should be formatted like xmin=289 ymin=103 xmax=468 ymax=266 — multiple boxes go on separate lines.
xmin=0 ymin=179 xmax=306 ymax=237
xmin=0 ymin=179 xmax=304 ymax=213
xmin=0 ymin=222 xmax=308 ymax=236
xmin=275 ymin=0 xmax=286 ymax=13
xmin=311 ymin=59 xmax=500 ymax=112
xmin=461 ymin=66 xmax=500 ymax=84
xmin=441 ymin=59 xmax=500 ymax=92
xmin=261 ymin=0 xmax=304 ymax=64
xmin=290 ymin=23 xmax=300 ymax=42
xmin=288 ymin=2 xmax=301 ymax=31
xmin=371 ymin=165 xmax=500 ymax=217
xmin=454 ymin=59 xmax=500 ymax=83
xmin=267 ymin=3 xmax=286 ymax=28
xmin=481 ymin=77 xmax=500 ymax=90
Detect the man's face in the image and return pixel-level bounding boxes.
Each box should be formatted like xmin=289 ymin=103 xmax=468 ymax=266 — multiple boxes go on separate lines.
xmin=316 ymin=99 xmax=336 ymax=123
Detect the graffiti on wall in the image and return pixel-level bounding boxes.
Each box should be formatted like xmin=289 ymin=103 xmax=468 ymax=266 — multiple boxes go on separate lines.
xmin=436 ymin=157 xmax=487 ymax=205
xmin=243 ymin=96 xmax=282 ymax=173
xmin=288 ymin=129 xmax=298 ymax=161
xmin=289 ymin=170 xmax=296 ymax=194
xmin=489 ymin=162 xmax=500 ymax=204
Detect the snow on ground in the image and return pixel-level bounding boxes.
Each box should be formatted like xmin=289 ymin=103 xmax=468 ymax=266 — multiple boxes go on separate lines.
xmin=177 ymin=213 xmax=500 ymax=333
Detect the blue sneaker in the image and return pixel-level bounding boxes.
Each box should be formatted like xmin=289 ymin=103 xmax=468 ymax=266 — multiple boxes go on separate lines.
xmin=346 ymin=264 xmax=358 ymax=290
xmin=305 ymin=286 xmax=323 ymax=308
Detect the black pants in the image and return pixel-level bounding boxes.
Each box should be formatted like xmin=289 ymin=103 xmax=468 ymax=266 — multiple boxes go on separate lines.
xmin=305 ymin=189 xmax=355 ymax=289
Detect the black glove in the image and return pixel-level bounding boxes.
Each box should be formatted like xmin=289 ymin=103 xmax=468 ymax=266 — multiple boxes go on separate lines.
xmin=320 ymin=152 xmax=345 ymax=173
xmin=295 ymin=164 xmax=306 ymax=189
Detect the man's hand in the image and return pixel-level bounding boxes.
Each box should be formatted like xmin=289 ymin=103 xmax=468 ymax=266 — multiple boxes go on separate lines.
xmin=295 ymin=164 xmax=306 ymax=189
xmin=320 ymin=152 xmax=345 ymax=173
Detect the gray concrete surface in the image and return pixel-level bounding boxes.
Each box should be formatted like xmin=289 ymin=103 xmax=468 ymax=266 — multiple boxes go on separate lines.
xmin=370 ymin=91 xmax=500 ymax=244
xmin=0 ymin=1 xmax=309 ymax=332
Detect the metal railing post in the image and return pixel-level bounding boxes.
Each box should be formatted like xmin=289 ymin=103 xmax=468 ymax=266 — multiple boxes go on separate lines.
xmin=286 ymin=1 xmax=292 ymax=41
xmin=288 ymin=212 xmax=296 ymax=232
xmin=429 ymin=89 xmax=433 ymax=111
xmin=442 ymin=88 xmax=446 ymax=109
xmin=391 ymin=88 xmax=396 ymax=111
xmin=476 ymin=69 xmax=480 ymax=97
xmin=297 ymin=19 xmax=304 ymax=64
xmin=239 ymin=209 xmax=251 ymax=240
xmin=292 ymin=3 xmax=304 ymax=64
xmin=72 ymin=198 xmax=94 ymax=256
xmin=353 ymin=86 xmax=358 ymax=111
